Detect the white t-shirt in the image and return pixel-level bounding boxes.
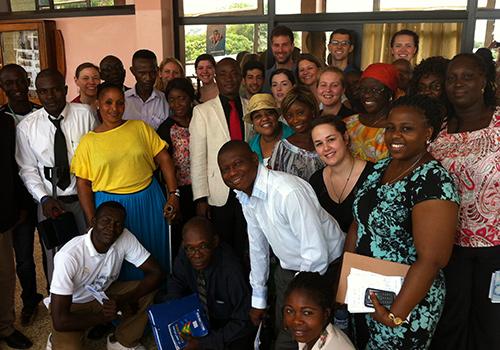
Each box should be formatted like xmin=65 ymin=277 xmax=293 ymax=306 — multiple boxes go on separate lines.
xmin=50 ymin=228 xmax=150 ymax=304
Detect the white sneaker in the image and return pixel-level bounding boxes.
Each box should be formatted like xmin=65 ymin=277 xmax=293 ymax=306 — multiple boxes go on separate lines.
xmin=46 ymin=333 xmax=52 ymax=350
xmin=106 ymin=334 xmax=146 ymax=350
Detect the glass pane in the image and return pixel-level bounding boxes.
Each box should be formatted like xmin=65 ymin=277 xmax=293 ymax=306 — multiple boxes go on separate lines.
xmin=478 ymin=0 xmax=500 ymax=9
xmin=183 ymin=23 xmax=268 ymax=77
xmin=53 ymin=0 xmax=87 ymax=9
xmin=38 ymin=0 xmax=50 ymax=10
xmin=1 ymin=31 xmax=40 ymax=95
xmin=181 ymin=0 xmax=261 ymax=17
xmin=379 ymin=0 xmax=466 ymax=10
xmin=90 ymin=0 xmax=133 ymax=6
xmin=10 ymin=0 xmax=36 ymax=11
xmin=474 ymin=19 xmax=500 ymax=60
xmin=361 ymin=22 xmax=462 ymax=68
xmin=326 ymin=0 xmax=372 ymax=13
xmin=91 ymin=0 xmax=114 ymax=6
xmin=276 ymin=0 xmax=302 ymax=14
xmin=325 ymin=0 xmax=466 ymax=12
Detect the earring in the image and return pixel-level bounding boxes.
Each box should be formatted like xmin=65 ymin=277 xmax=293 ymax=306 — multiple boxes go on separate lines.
xmin=426 ymin=139 xmax=431 ymax=145
xmin=481 ymin=88 xmax=485 ymax=94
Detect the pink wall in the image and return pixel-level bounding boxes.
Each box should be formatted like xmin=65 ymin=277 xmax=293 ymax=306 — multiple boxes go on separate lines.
xmin=53 ymin=15 xmax=137 ymax=99
xmin=46 ymin=0 xmax=173 ymax=99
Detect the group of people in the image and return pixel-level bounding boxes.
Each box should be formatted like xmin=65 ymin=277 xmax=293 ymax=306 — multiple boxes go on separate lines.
xmin=0 ymin=22 xmax=498 ymax=350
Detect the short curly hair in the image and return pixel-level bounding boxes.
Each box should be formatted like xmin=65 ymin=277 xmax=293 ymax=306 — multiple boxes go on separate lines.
xmin=408 ymin=56 xmax=449 ymax=97
xmin=390 ymin=94 xmax=445 ymax=141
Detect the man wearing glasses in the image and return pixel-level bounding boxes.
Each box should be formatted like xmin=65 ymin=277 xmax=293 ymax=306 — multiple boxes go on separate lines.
xmin=328 ymin=29 xmax=359 ymax=73
xmin=164 ymin=217 xmax=254 ymax=350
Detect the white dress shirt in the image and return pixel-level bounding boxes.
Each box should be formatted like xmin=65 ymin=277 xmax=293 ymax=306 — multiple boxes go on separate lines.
xmin=235 ymin=165 xmax=345 ymax=308
xmin=123 ymin=86 xmax=169 ymax=130
xmin=16 ymin=103 xmax=97 ymax=202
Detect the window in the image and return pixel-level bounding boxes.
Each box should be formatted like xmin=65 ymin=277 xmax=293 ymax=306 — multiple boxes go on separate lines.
xmin=8 ymin=0 xmax=133 ymax=12
xmin=478 ymin=0 xmax=500 ymax=9
xmin=183 ymin=23 xmax=268 ymax=77
xmin=278 ymin=0 xmax=467 ymax=14
xmin=475 ymin=19 xmax=500 ymax=59
xmin=179 ymin=0 xmax=265 ymax=17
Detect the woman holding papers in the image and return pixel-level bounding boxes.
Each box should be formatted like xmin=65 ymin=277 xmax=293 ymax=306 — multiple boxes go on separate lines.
xmin=346 ymin=95 xmax=459 ymax=349
xmin=428 ymin=53 xmax=500 ymax=350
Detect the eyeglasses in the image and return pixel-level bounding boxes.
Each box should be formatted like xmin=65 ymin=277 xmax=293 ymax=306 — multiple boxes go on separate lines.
xmin=184 ymin=242 xmax=212 ymax=256
xmin=417 ymin=82 xmax=442 ymax=93
xmin=330 ymin=40 xmax=352 ymax=47
xmin=358 ymin=87 xmax=386 ymax=96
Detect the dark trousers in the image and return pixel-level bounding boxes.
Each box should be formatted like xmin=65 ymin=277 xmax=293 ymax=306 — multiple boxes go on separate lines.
xmin=0 ymin=229 xmax=15 ymax=337
xmin=210 ymin=191 xmax=248 ymax=265
xmin=170 ymin=185 xmax=196 ymax=262
xmin=12 ymin=205 xmax=43 ymax=309
xmin=37 ymin=200 xmax=87 ymax=285
xmin=430 ymin=245 xmax=500 ymax=350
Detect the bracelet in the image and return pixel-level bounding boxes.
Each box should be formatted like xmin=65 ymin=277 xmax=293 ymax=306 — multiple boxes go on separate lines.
xmin=169 ymin=189 xmax=180 ymax=198
xmin=388 ymin=312 xmax=407 ymax=326
xmin=40 ymin=195 xmax=51 ymax=204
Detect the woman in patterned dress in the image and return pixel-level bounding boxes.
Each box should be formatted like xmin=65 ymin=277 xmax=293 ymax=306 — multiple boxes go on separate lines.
xmin=346 ymin=95 xmax=459 ymax=349
xmin=429 ymin=53 xmax=500 ymax=350
xmin=269 ymin=85 xmax=324 ymax=181
xmin=157 ymin=78 xmax=196 ymax=260
xmin=344 ymin=63 xmax=399 ymax=163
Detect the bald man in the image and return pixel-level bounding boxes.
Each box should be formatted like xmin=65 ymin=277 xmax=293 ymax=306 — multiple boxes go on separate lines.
xmin=189 ymin=58 xmax=253 ymax=260
xmin=166 ymin=217 xmax=254 ymax=350
xmin=218 ymin=140 xmax=345 ymax=350
xmin=99 ymin=55 xmax=128 ymax=90
xmin=16 ymin=68 xmax=96 ymax=284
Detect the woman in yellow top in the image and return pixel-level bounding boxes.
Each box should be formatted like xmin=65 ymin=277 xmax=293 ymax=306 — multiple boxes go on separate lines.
xmin=71 ymin=82 xmax=179 ymax=280
xmin=344 ymin=63 xmax=399 ymax=162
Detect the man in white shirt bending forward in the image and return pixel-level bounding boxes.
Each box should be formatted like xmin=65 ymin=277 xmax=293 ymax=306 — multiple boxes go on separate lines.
xmin=218 ymin=140 xmax=345 ymax=350
xmin=48 ymin=201 xmax=164 ymax=350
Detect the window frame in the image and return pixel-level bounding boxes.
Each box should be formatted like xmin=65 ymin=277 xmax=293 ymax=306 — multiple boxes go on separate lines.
xmin=1 ymin=0 xmax=134 ymax=19
xmin=176 ymin=0 xmax=500 ymax=63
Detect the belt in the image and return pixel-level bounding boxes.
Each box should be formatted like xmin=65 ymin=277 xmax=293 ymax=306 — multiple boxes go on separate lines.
xmin=57 ymin=195 xmax=79 ymax=204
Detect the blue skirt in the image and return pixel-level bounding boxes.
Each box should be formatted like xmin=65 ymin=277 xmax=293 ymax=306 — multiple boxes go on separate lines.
xmin=95 ymin=178 xmax=170 ymax=280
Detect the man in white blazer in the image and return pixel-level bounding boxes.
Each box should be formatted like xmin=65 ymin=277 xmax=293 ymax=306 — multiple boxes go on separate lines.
xmin=189 ymin=58 xmax=252 ymax=261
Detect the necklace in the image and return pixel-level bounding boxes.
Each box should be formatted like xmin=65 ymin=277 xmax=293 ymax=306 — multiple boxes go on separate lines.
xmin=331 ymin=158 xmax=355 ymax=203
xmin=386 ymin=152 xmax=426 ymax=184
xmin=361 ymin=112 xmax=385 ymax=128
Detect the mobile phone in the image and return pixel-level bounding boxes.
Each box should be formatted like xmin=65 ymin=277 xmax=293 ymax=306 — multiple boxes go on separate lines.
xmin=364 ymin=288 xmax=396 ymax=308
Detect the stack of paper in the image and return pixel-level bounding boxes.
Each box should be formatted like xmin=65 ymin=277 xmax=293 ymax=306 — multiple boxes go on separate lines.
xmin=345 ymin=268 xmax=404 ymax=313
xmin=488 ymin=270 xmax=500 ymax=303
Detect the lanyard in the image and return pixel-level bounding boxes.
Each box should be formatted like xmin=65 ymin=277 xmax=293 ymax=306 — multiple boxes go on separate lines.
xmin=7 ymin=104 xmax=34 ymax=125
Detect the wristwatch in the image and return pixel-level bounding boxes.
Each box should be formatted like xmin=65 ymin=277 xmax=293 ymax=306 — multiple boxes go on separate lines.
xmin=169 ymin=189 xmax=181 ymax=198
xmin=388 ymin=312 xmax=406 ymax=326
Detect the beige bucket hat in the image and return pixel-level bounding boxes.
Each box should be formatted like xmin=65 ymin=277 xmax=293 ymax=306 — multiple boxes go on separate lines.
xmin=243 ymin=93 xmax=280 ymax=123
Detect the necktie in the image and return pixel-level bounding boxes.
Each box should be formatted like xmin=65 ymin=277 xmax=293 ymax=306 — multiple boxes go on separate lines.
xmin=49 ymin=117 xmax=71 ymax=190
xmin=196 ymin=270 xmax=209 ymax=318
xmin=228 ymin=100 xmax=243 ymax=141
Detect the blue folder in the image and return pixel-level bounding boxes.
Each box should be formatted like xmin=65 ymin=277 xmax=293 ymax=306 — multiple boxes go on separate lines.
xmin=147 ymin=293 xmax=209 ymax=350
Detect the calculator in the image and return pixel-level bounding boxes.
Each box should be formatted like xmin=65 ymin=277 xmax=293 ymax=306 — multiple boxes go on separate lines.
xmin=364 ymin=288 xmax=396 ymax=308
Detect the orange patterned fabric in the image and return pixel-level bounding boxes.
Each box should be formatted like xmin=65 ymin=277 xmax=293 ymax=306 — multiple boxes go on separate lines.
xmin=344 ymin=114 xmax=388 ymax=163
